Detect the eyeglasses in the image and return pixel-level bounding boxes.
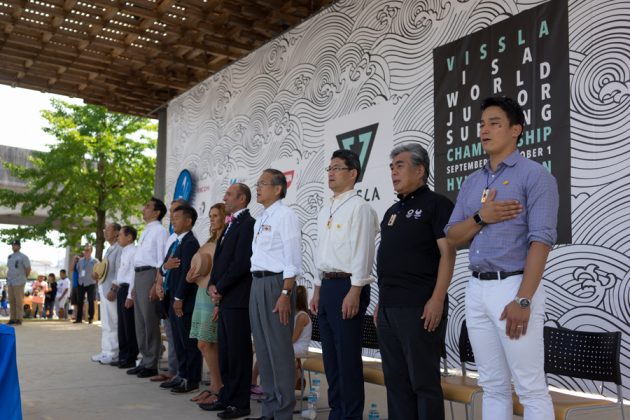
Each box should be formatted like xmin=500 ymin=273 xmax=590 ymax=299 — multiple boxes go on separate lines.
xmin=325 ymin=166 xmax=351 ymax=172
xmin=255 ymin=181 xmax=275 ymax=188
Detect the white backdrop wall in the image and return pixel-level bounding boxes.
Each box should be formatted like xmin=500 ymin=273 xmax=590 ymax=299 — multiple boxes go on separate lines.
xmin=166 ymin=0 xmax=630 ymax=399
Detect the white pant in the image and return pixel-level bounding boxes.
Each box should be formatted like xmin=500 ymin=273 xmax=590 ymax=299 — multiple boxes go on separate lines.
xmin=465 ymin=275 xmax=553 ymax=420
xmin=99 ymin=284 xmax=119 ymax=357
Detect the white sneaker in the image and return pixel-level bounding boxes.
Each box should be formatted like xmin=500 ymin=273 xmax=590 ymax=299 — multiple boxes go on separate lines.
xmin=91 ymin=353 xmax=104 ymax=362
xmin=98 ymin=354 xmax=118 ymax=365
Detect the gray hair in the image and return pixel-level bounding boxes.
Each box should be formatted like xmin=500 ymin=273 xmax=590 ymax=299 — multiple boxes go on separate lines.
xmin=390 ymin=143 xmax=430 ymax=183
xmin=263 ymin=169 xmax=287 ymax=199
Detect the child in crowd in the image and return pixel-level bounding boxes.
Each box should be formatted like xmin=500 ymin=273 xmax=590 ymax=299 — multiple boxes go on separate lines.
xmin=44 ymin=273 xmax=57 ymax=319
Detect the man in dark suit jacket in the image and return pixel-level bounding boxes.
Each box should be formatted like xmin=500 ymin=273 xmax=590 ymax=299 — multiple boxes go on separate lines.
xmin=164 ymin=204 xmax=202 ymax=394
xmin=202 ymin=183 xmax=255 ymax=420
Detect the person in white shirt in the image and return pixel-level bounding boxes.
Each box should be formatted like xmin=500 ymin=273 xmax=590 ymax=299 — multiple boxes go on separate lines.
xmin=92 ymin=223 xmax=123 ymax=365
xmin=54 ymin=269 xmax=71 ymax=319
xmin=249 ymin=169 xmax=302 ymax=420
xmin=127 ymin=197 xmax=169 ymax=379
xmin=310 ymin=149 xmax=378 ymax=419
xmin=111 ymin=225 xmax=139 ymax=369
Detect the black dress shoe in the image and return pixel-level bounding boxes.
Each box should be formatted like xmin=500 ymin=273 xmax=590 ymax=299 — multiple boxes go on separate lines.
xmin=109 ymin=360 xmax=120 ymax=367
xmin=73 ymin=320 xmax=82 ymax=324
xmin=118 ymin=361 xmax=136 ymax=369
xmin=244 ymin=416 xmax=273 ymax=420
xmin=171 ymin=381 xmax=199 ymax=394
xmin=159 ymin=378 xmax=182 ymax=389
xmin=7 ymin=320 xmax=15 ymax=325
xmin=126 ymin=365 xmax=143 ymax=375
xmin=199 ymin=400 xmax=228 ymax=411
xmin=218 ymin=407 xmax=251 ymax=419
xmin=137 ymin=368 xmax=158 ymax=378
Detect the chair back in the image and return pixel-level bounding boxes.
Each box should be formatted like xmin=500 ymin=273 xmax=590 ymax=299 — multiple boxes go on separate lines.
xmin=361 ymin=314 xmax=379 ymax=349
xmin=310 ymin=312 xmax=321 ymax=342
xmin=458 ymin=321 xmax=475 ymax=375
xmin=544 ymin=326 xmax=622 ymax=385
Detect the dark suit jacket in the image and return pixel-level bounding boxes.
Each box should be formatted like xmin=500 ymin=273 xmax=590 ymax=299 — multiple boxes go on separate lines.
xmin=209 ymin=209 xmax=255 ymax=309
xmin=164 ymin=231 xmax=200 ymax=314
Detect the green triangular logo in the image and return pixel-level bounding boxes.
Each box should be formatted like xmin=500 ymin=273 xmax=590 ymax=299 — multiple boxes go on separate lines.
xmin=336 ymin=123 xmax=378 ymax=183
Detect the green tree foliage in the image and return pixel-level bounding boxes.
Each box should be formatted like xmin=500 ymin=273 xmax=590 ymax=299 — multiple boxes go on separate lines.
xmin=0 ymin=99 xmax=156 ymax=259
xmin=0 ymin=264 xmax=7 ymax=279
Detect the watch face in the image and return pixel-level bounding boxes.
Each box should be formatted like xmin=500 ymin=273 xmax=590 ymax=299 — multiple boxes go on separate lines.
xmin=518 ymin=298 xmax=531 ymax=308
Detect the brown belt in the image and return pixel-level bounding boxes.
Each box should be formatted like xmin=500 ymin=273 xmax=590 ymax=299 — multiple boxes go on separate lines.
xmin=323 ymin=272 xmax=352 ymax=279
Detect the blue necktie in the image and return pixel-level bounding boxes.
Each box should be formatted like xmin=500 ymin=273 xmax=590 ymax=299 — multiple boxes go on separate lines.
xmin=164 ymin=239 xmax=180 ymax=294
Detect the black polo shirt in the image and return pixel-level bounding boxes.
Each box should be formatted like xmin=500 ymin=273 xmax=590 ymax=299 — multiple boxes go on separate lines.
xmin=377 ymin=185 xmax=454 ymax=307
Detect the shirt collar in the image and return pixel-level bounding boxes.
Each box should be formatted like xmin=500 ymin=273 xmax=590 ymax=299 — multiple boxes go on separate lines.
xmin=329 ymin=189 xmax=357 ymax=202
xmin=145 ymin=220 xmax=161 ymax=229
xmin=397 ymin=185 xmax=429 ymax=201
xmin=176 ymin=231 xmax=190 ymax=241
xmin=483 ymin=149 xmax=521 ymax=173
xmin=262 ymin=199 xmax=283 ymax=217
xmin=231 ymin=208 xmax=247 ymax=219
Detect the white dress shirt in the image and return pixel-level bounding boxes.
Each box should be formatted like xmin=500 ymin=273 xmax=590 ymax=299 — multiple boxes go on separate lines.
xmin=55 ymin=278 xmax=71 ymax=299
xmin=134 ymin=220 xmax=169 ymax=268
xmin=251 ymin=200 xmax=302 ymax=278
xmin=116 ymin=244 xmax=138 ymax=299
xmin=315 ymin=189 xmax=379 ymax=287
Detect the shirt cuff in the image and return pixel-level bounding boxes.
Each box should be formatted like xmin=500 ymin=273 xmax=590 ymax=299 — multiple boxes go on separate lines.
xmin=174 ymin=297 xmax=182 ymax=301
xmin=350 ymin=275 xmax=375 ymax=288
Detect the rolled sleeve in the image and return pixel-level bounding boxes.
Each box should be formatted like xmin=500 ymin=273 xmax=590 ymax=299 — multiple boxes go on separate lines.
xmin=349 ymin=204 xmax=378 ymax=287
xmin=526 ymin=168 xmax=559 ymax=248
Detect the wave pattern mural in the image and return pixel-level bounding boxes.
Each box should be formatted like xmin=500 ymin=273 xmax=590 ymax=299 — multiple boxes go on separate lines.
xmin=166 ymin=0 xmax=630 ymax=398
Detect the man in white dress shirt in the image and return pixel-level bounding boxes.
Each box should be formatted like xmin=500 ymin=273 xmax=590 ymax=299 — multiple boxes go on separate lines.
xmin=310 ymin=149 xmax=378 ymax=420
xmin=127 ymin=197 xmax=169 ymax=379
xmin=92 ymin=223 xmax=123 ymax=364
xmin=247 ymin=169 xmax=302 ymax=420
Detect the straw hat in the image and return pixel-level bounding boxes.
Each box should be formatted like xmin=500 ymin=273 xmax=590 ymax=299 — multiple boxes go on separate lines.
xmin=93 ymin=258 xmax=109 ymax=283
xmin=190 ymin=252 xmax=213 ymax=279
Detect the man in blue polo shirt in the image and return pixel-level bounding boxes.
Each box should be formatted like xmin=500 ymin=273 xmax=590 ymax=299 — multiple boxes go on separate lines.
xmin=446 ymin=96 xmax=558 ymax=420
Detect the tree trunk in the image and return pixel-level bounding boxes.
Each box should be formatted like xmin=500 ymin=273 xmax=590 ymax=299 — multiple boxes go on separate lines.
xmin=95 ymin=209 xmax=106 ymax=261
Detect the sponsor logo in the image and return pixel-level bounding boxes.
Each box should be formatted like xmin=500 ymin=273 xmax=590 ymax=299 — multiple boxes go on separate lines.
xmin=336 ymin=123 xmax=378 ymax=182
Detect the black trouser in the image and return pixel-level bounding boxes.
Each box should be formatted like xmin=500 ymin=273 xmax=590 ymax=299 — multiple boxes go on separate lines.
xmin=377 ymin=305 xmax=445 ymax=420
xmin=76 ymin=284 xmax=95 ymax=322
xmin=44 ymin=298 xmax=54 ymax=318
xmin=318 ymin=279 xmax=370 ymax=420
xmin=218 ymin=307 xmax=252 ymax=409
xmin=169 ymin=302 xmax=202 ymax=383
xmin=116 ymin=284 xmax=138 ymax=365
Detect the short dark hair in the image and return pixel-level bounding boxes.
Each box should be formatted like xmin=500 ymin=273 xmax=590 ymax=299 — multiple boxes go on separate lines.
xmin=263 ymin=169 xmax=287 ymax=199
xmin=149 ymin=197 xmax=167 ymax=221
xmin=173 ymin=205 xmax=198 ymax=226
xmin=110 ymin=222 xmax=122 ymax=232
xmin=122 ymin=226 xmax=138 ymax=241
xmin=481 ymin=96 xmax=525 ymax=141
xmin=48 ymin=273 xmax=56 ymax=279
xmin=331 ymin=149 xmax=361 ymax=184
xmin=234 ymin=183 xmax=252 ymax=206
xmin=60 ymin=269 xmax=66 ymax=274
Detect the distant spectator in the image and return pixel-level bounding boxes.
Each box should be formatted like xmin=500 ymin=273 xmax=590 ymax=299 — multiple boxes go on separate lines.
xmin=6 ymin=239 xmax=31 ymax=325
xmin=74 ymin=245 xmax=99 ymax=324
xmin=44 ymin=273 xmax=57 ymax=319
xmin=31 ymin=275 xmax=48 ymax=319
xmin=55 ymin=269 xmax=71 ymax=320
xmin=0 ymin=286 xmax=8 ymax=316
xmin=70 ymin=252 xmax=82 ymax=320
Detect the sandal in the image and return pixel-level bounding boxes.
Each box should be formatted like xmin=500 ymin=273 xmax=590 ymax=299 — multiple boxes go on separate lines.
xmin=190 ymin=389 xmax=212 ymax=402
xmin=196 ymin=392 xmax=218 ymax=405
xmin=150 ymin=373 xmax=172 ymax=382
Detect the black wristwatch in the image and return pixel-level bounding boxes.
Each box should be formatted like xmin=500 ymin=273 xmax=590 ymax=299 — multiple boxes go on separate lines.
xmin=473 ymin=211 xmax=486 ymax=226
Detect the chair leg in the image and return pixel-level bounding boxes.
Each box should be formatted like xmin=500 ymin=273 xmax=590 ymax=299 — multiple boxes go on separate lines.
xmin=449 ymin=401 xmax=455 ymax=420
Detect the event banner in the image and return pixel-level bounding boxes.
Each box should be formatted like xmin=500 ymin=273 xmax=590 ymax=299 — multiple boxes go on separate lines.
xmin=433 ymin=0 xmax=571 ymax=244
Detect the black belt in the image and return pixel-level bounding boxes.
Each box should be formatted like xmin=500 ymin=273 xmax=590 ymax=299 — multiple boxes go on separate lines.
xmin=252 ymin=270 xmax=282 ymax=278
xmin=472 ymin=270 xmax=524 ymax=280
xmin=134 ymin=266 xmax=154 ymax=273
xmin=323 ymin=272 xmax=352 ymax=279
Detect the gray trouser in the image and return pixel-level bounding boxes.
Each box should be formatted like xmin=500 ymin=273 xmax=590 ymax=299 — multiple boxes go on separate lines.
xmin=133 ymin=269 xmax=161 ymax=369
xmin=249 ymin=273 xmax=296 ymax=420
xmin=164 ymin=318 xmax=178 ymax=375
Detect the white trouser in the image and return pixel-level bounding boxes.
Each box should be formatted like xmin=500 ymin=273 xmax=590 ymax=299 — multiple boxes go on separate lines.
xmin=99 ymin=284 xmax=119 ymax=357
xmin=465 ymin=275 xmax=553 ymax=420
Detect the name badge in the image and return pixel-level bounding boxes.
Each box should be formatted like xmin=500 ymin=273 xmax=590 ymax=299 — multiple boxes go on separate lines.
xmin=81 ymin=270 xmax=86 ymax=277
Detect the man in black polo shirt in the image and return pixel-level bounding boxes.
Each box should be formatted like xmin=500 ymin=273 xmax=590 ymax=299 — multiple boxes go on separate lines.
xmin=375 ymin=143 xmax=456 ymax=420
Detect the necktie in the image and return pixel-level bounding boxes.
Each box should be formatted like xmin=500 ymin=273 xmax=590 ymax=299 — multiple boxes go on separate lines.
xmin=163 ymin=239 xmax=180 ymax=294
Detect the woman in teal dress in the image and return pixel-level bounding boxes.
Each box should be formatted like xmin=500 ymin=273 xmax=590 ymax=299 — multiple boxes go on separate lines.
xmin=187 ymin=202 xmax=226 ymax=405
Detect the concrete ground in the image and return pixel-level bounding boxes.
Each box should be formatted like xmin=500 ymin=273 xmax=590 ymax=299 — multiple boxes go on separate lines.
xmin=8 ymin=318 xmax=629 ymax=420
